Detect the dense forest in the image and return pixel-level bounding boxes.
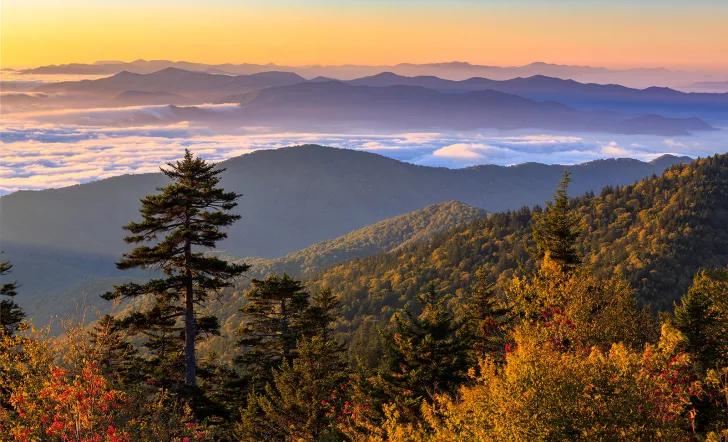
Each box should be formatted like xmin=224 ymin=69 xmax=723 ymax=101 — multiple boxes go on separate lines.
xmin=1 ymin=151 xmax=727 ymax=441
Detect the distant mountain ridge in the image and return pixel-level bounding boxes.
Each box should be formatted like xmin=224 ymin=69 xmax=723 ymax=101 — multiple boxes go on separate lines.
xmin=214 ymin=81 xmax=714 ymax=135
xmin=35 ymin=67 xmax=306 ymax=101
xmin=347 ymin=72 xmax=728 ymax=120
xmin=23 ymin=68 xmax=726 ymax=129
xmin=17 ymin=59 xmax=726 ymax=88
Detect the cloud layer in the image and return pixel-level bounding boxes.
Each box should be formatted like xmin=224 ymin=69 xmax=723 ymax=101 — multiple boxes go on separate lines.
xmin=2 ymin=118 xmax=727 ymax=195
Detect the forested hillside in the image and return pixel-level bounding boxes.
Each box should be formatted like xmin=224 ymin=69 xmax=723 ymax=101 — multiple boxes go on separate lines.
xmin=190 ymin=153 xmax=728 ymax=356
xmin=3 ymin=151 xmax=727 ymax=441
xmin=227 ymin=201 xmax=485 ymax=278
xmin=306 ymin=154 xmax=728 ymax=327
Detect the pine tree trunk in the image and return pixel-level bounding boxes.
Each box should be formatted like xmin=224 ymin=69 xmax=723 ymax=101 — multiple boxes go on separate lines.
xmin=184 ymin=216 xmax=197 ymax=387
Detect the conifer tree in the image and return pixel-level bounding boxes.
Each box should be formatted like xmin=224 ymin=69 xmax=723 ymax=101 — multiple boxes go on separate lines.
xmin=379 ymin=285 xmax=468 ymax=421
xmin=304 ymin=288 xmax=341 ymax=343
xmin=236 ymin=273 xmax=310 ymax=389
xmin=462 ymin=273 xmax=512 ymax=361
xmin=88 ymin=314 xmax=141 ymax=385
xmin=0 ymin=256 xmax=25 ymax=336
xmin=103 ymin=150 xmax=248 ymax=387
xmin=673 ymin=268 xmax=728 ymax=369
xmin=532 ymin=170 xmax=581 ymax=271
xmin=236 ymin=290 xmax=349 ymax=442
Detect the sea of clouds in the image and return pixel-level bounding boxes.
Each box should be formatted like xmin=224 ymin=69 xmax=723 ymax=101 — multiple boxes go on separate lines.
xmin=2 ymin=107 xmax=727 ymax=195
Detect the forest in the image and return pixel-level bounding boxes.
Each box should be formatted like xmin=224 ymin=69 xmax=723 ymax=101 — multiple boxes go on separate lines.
xmin=1 ymin=151 xmax=727 ymax=441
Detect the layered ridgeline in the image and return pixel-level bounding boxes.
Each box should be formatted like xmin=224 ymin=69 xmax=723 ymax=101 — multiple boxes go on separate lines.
xmin=12 ymin=68 xmax=724 ymax=132
xmin=16 ymin=59 xmax=721 ymax=89
xmin=0 ymin=145 xmax=689 ymax=319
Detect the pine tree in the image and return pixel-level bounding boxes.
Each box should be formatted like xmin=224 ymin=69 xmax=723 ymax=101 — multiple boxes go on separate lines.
xmin=304 ymin=288 xmax=341 ymax=343
xmin=236 ymin=273 xmax=310 ymax=389
xmin=532 ymin=170 xmax=581 ymax=271
xmin=672 ymin=268 xmax=728 ymax=436
xmin=462 ymin=273 xmax=512 ymax=361
xmin=88 ymin=314 xmax=141 ymax=385
xmin=0 ymin=256 xmax=25 ymax=336
xmin=673 ymin=268 xmax=728 ymax=369
xmin=103 ymin=150 xmax=248 ymax=387
xmin=236 ymin=287 xmax=349 ymax=441
xmin=379 ymin=285 xmax=468 ymax=421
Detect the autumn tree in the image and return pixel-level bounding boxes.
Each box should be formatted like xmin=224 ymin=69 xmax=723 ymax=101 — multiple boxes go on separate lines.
xmin=103 ymin=150 xmax=248 ymax=387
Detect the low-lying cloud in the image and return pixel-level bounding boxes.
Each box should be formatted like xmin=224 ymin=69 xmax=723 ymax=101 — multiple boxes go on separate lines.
xmin=2 ymin=120 xmax=727 ymax=195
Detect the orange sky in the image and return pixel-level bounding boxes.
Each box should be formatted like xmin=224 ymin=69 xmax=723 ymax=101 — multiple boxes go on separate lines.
xmin=2 ymin=0 xmax=727 ymax=70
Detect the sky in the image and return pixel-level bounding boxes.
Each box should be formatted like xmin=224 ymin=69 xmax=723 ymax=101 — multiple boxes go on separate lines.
xmin=2 ymin=0 xmax=728 ymax=69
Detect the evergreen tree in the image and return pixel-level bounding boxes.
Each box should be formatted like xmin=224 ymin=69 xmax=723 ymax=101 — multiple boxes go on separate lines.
xmin=673 ymin=268 xmax=728 ymax=369
xmin=236 ymin=273 xmax=310 ymax=389
xmin=462 ymin=273 xmax=512 ymax=361
xmin=88 ymin=314 xmax=141 ymax=385
xmin=532 ymin=170 xmax=581 ymax=271
xmin=0 ymin=256 xmax=25 ymax=336
xmin=671 ymin=268 xmax=728 ymax=436
xmin=379 ymin=285 xmax=468 ymax=421
xmin=237 ymin=286 xmax=349 ymax=441
xmin=103 ymin=150 xmax=248 ymax=387
xmin=305 ymin=288 xmax=341 ymax=343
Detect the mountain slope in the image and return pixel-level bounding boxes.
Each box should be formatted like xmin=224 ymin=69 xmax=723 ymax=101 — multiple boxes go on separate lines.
xmin=296 ymin=153 xmax=728 ymax=333
xmin=231 ymin=201 xmax=486 ymax=278
xmin=27 ymin=201 xmax=485 ymax=328
xmin=0 ymin=145 xmax=690 ymax=314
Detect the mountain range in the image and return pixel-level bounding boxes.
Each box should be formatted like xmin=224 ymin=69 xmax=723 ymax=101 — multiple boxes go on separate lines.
xmin=17 ymin=59 xmax=727 ymax=89
xmin=0 ymin=145 xmax=691 ymax=324
xmin=347 ymin=72 xmax=728 ymax=120
xmin=11 ymin=68 xmax=723 ymax=133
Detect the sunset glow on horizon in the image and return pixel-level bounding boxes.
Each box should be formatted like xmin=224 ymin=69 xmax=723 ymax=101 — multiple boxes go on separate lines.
xmin=3 ymin=0 xmax=728 ymax=70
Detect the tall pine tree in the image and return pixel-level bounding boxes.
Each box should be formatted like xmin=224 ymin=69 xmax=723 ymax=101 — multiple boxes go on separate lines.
xmin=0 ymin=256 xmax=24 ymax=336
xmin=532 ymin=170 xmax=581 ymax=271
xmin=103 ymin=150 xmax=248 ymax=387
